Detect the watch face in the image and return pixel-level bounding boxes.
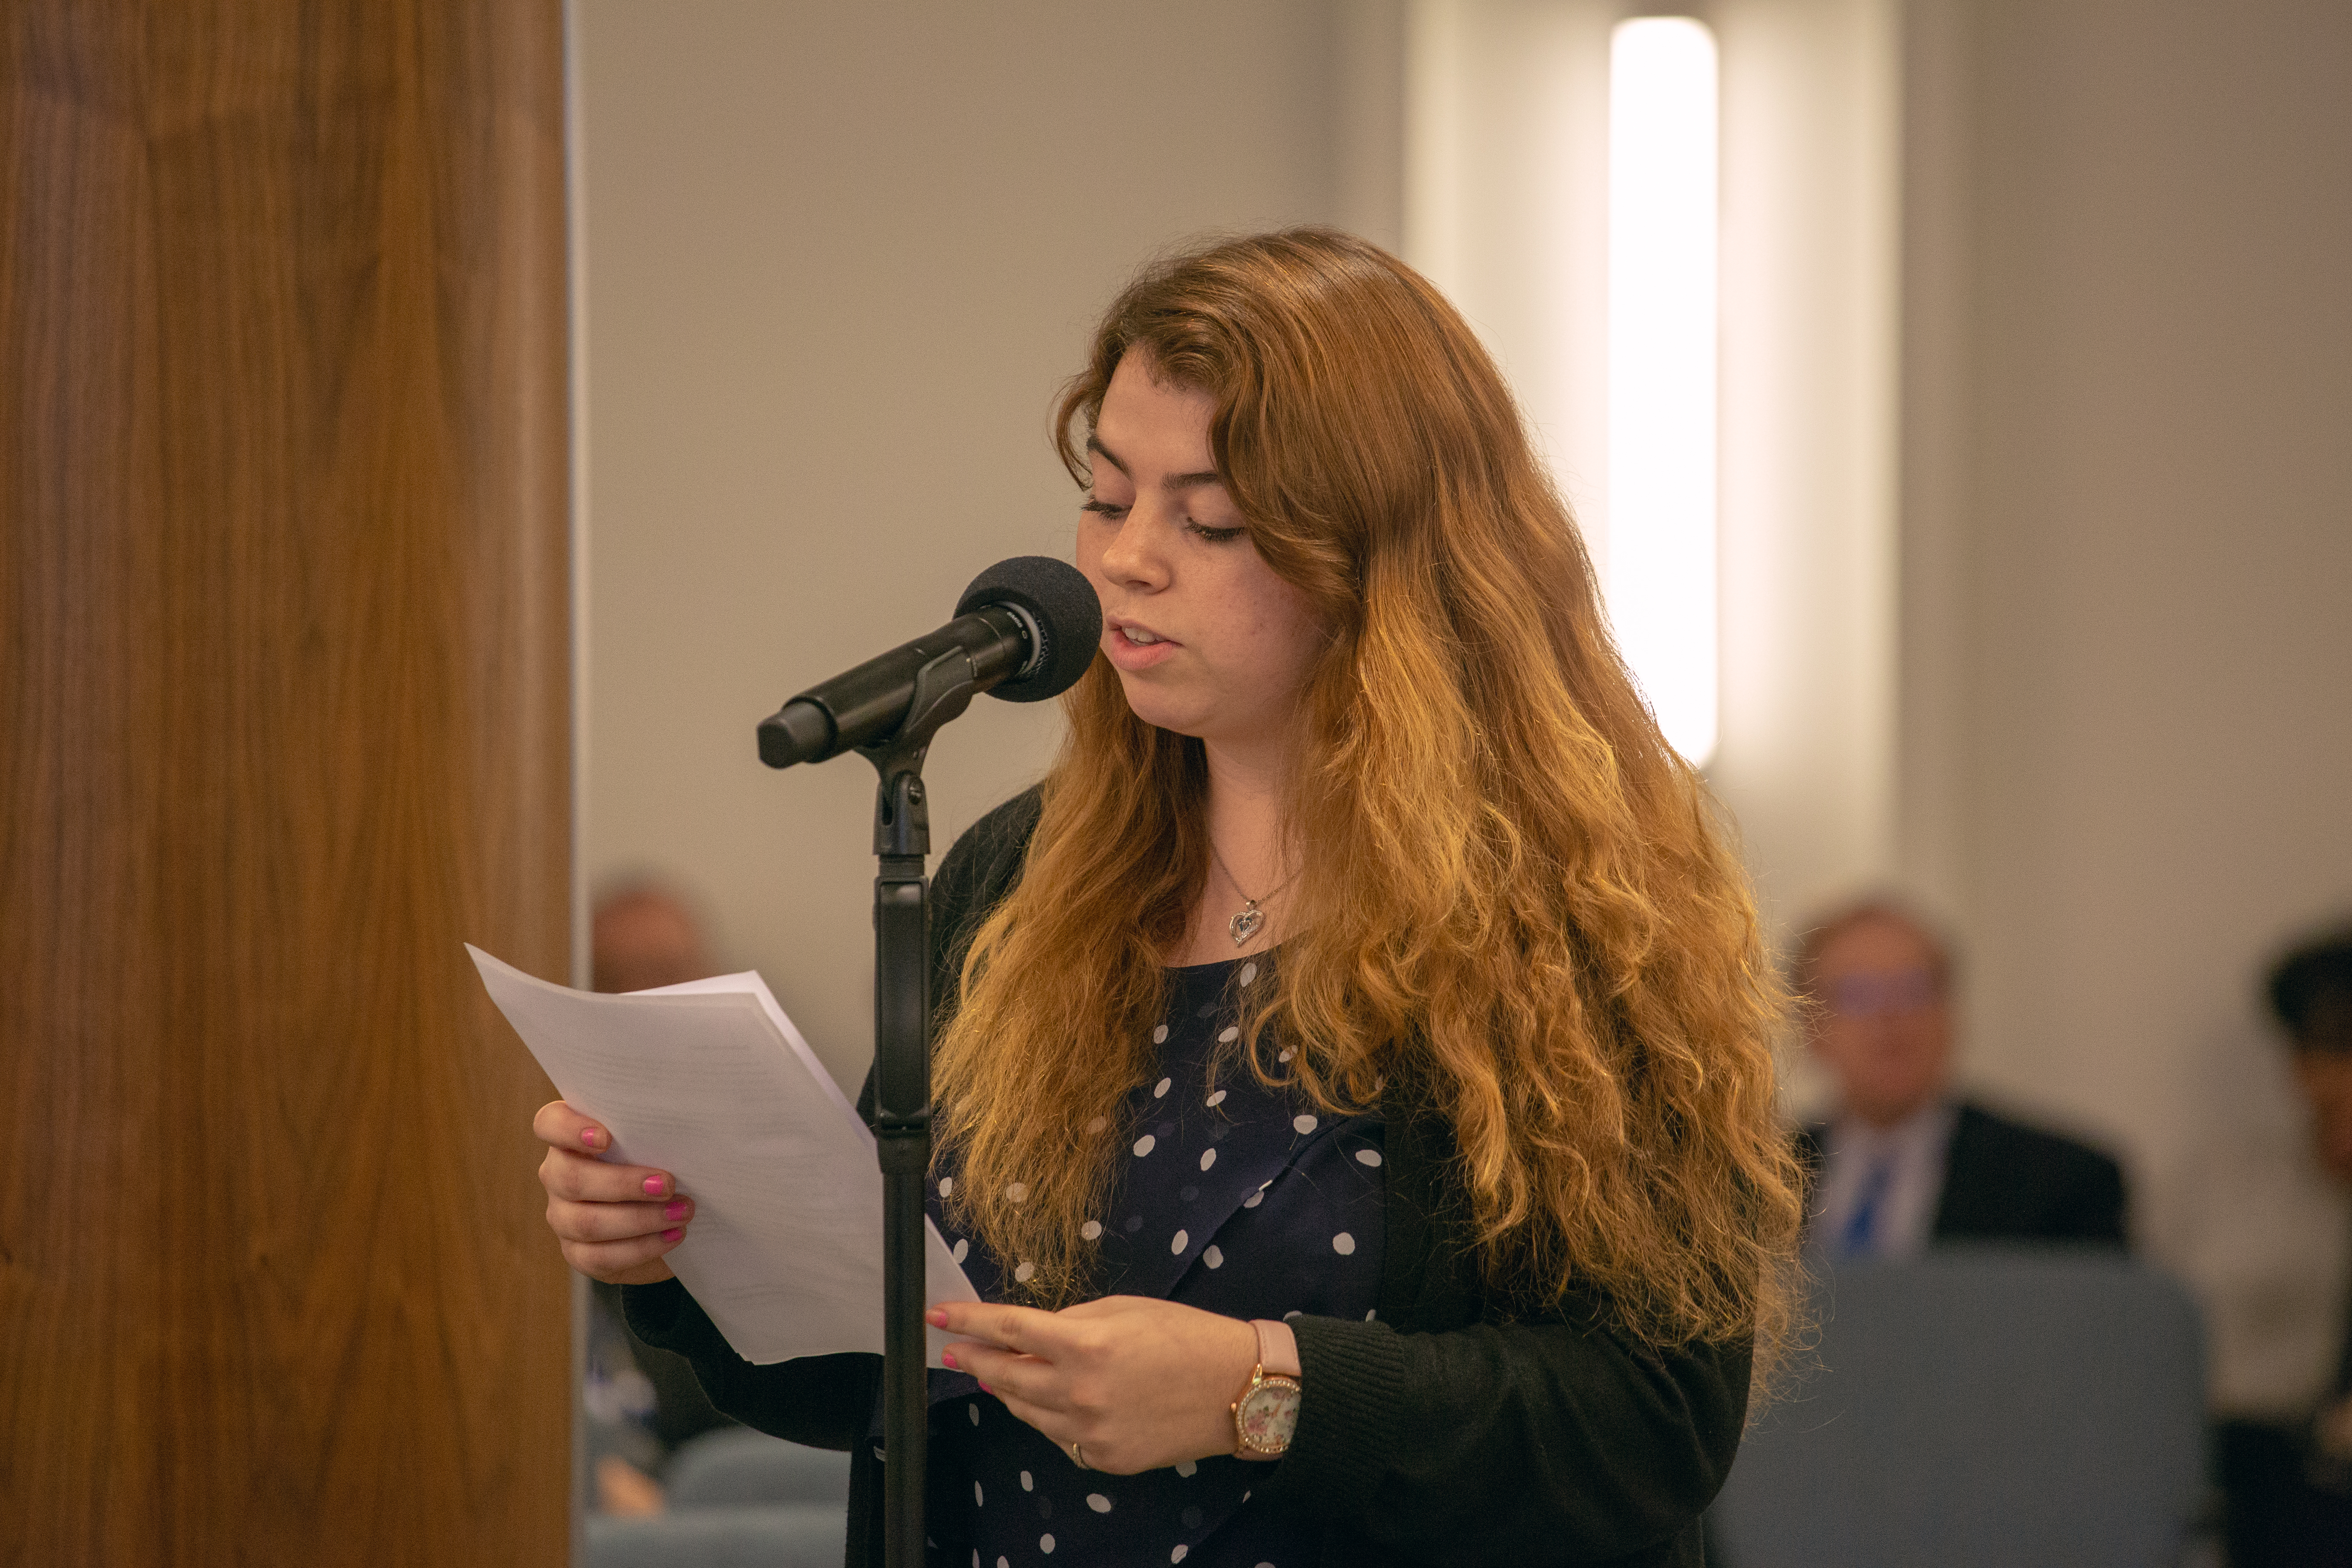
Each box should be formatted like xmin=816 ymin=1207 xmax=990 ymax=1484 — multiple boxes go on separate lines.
xmin=1237 ymin=1377 xmax=1302 ymax=1452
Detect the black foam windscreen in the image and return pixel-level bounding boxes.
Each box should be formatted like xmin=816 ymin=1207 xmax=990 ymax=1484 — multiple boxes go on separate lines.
xmin=955 ymin=556 xmax=1102 ymax=703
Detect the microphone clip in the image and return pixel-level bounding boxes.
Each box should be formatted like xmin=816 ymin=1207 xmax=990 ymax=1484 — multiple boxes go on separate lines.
xmin=858 ymin=645 xmax=977 ymax=860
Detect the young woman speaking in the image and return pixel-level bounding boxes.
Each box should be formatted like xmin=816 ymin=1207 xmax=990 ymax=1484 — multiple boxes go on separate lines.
xmin=534 ymin=229 xmax=1804 ymax=1567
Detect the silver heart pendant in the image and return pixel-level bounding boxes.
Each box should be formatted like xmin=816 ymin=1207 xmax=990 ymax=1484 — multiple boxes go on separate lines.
xmin=1229 ymin=905 xmax=1266 ymax=947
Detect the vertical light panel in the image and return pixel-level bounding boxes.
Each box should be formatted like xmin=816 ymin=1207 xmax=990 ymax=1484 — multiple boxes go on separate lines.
xmin=1608 ymin=16 xmax=1720 ymax=765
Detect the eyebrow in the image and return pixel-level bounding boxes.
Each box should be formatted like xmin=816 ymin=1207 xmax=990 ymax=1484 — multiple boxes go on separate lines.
xmin=1085 ymin=435 xmax=1223 ymax=492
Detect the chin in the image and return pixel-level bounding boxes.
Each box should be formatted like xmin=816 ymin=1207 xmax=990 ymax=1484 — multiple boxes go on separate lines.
xmin=1113 ymin=680 xmax=1210 ymax=740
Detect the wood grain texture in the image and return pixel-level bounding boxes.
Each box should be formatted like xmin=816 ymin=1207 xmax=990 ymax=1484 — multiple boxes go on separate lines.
xmin=0 ymin=2 xmax=572 ymax=1562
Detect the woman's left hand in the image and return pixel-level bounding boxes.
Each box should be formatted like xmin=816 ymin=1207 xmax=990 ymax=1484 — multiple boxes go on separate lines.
xmin=930 ymin=1296 xmax=1262 ymax=1475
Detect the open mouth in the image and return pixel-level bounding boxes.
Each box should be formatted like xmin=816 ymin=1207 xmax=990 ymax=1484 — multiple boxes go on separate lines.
xmin=1102 ymin=616 xmax=1179 ymax=669
xmin=1109 ymin=617 xmax=1175 ymax=647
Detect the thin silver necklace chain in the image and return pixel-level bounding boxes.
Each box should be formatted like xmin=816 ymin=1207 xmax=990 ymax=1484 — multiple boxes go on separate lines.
xmin=1207 ymin=838 xmax=1301 ymax=948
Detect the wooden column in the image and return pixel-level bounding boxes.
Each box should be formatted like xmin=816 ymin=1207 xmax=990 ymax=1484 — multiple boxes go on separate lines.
xmin=0 ymin=2 xmax=572 ymax=1562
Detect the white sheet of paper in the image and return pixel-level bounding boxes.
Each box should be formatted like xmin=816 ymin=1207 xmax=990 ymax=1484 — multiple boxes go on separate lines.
xmin=469 ymin=945 xmax=977 ymax=1367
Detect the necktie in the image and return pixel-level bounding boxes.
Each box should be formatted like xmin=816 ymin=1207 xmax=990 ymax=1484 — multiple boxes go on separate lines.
xmin=1840 ymin=1152 xmax=1896 ymax=1259
xmin=2334 ymin=1219 xmax=2352 ymax=1397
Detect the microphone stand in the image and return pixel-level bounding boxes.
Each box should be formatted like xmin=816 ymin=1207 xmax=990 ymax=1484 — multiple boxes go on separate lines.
xmin=854 ymin=646 xmax=979 ymax=1568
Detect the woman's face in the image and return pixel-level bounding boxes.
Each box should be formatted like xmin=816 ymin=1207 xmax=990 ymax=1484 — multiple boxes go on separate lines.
xmin=1076 ymin=353 xmax=1325 ymax=762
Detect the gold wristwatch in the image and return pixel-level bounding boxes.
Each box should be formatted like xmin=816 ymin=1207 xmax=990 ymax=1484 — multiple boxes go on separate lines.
xmin=1230 ymin=1318 xmax=1304 ymax=1458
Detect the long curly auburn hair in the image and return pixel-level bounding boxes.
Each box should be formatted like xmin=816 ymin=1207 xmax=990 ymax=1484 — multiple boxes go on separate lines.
xmin=931 ymin=229 xmax=1803 ymax=1372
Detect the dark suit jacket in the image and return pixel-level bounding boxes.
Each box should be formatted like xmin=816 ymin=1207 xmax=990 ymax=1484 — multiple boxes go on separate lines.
xmin=1796 ymin=1101 xmax=2129 ymax=1247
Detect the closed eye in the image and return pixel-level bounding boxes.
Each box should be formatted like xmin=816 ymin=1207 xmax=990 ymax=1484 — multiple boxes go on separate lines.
xmin=1080 ymin=498 xmax=1128 ymax=520
xmin=1186 ymin=521 xmax=1247 ymax=544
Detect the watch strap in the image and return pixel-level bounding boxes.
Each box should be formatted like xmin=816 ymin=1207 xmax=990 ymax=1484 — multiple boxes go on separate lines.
xmin=1232 ymin=1320 xmax=1304 ymax=1458
xmin=1251 ymin=1317 xmax=1302 ymax=1379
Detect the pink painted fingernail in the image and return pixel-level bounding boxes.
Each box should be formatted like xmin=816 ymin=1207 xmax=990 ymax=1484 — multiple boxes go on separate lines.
xmin=642 ymin=1175 xmax=667 ymax=1196
xmin=941 ymin=1349 xmax=959 ymax=1370
xmin=662 ymin=1227 xmax=684 ymax=1242
xmin=581 ymin=1128 xmax=600 ymax=1148
xmin=663 ymin=1200 xmax=689 ymax=1220
xmin=925 ymin=1308 xmax=948 ymax=1327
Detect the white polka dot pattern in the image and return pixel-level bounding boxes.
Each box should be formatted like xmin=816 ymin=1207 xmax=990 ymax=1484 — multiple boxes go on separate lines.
xmin=952 ymin=1238 xmax=969 ymax=1263
xmin=1004 ymin=1181 xmax=1027 ymax=1202
xmin=931 ymin=954 xmax=1384 ymax=1567
xmin=1239 ymin=962 xmax=1258 ymax=986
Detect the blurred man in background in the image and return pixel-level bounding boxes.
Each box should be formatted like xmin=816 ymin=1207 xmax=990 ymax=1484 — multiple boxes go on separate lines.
xmin=592 ymin=880 xmax=717 ymax=995
xmin=584 ymin=880 xmax=738 ymax=1514
xmin=2217 ymin=927 xmax=2352 ymax=1568
xmin=1793 ymin=899 xmax=2129 ymax=1258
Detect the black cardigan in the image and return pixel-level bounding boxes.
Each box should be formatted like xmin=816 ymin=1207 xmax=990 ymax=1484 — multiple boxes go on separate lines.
xmin=623 ymin=789 xmax=1750 ymax=1566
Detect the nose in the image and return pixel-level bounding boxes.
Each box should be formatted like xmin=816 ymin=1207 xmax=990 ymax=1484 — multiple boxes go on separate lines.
xmin=1097 ymin=499 xmax=1173 ymax=593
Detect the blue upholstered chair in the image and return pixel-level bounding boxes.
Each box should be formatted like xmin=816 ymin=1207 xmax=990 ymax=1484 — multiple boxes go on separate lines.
xmin=586 ymin=1428 xmax=851 ymax=1568
xmin=1709 ymin=1249 xmax=2208 ymax=1568
xmin=663 ymin=1428 xmax=852 ymax=1509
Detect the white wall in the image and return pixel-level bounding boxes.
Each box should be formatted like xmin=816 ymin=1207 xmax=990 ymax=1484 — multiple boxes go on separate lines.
xmin=574 ymin=1 xmax=1346 ymax=1091
xmin=1402 ymin=0 xmax=1904 ymax=977
xmin=1901 ymin=0 xmax=2352 ymax=1413
xmin=1709 ymin=0 xmax=1902 ymax=951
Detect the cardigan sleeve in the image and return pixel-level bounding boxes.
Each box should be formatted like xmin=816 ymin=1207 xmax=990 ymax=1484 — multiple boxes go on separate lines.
xmin=1253 ymin=1086 xmax=1750 ymax=1565
xmin=619 ymin=1277 xmax=880 ymax=1452
xmin=1268 ymin=1311 xmax=1750 ymax=1565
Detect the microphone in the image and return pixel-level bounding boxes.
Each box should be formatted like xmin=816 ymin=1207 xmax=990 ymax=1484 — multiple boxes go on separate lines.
xmin=757 ymin=556 xmax=1101 ymax=769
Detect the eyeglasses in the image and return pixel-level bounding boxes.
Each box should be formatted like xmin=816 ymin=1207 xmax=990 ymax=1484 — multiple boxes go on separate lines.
xmin=1823 ymin=968 xmax=1941 ymax=1018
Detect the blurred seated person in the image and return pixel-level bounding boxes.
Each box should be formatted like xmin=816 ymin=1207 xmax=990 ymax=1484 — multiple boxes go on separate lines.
xmin=585 ymin=880 xmax=739 ymax=1513
xmin=2216 ymin=926 xmax=2352 ymax=1568
xmin=1793 ymin=899 xmax=2128 ymax=1258
xmin=593 ymin=879 xmax=716 ymax=995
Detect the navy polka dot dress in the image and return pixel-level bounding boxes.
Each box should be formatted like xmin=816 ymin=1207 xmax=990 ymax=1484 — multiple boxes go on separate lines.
xmin=923 ymin=953 xmax=1385 ymax=1567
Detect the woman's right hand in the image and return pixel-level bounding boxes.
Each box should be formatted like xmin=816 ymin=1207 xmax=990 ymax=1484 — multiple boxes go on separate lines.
xmin=534 ymin=1100 xmax=693 ymax=1284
